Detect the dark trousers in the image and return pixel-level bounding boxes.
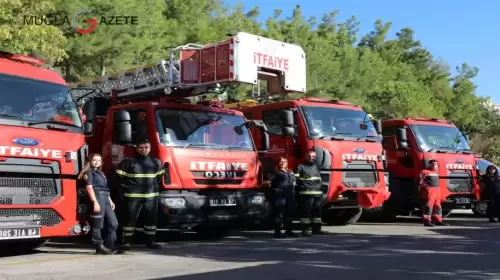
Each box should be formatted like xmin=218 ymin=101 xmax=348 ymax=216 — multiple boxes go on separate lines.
xmin=487 ymin=194 xmax=500 ymax=219
xmin=89 ymin=193 xmax=119 ymax=247
xmin=298 ymin=194 xmax=323 ymax=231
xmin=121 ymin=196 xmax=159 ymax=244
xmin=272 ymin=193 xmax=295 ymax=232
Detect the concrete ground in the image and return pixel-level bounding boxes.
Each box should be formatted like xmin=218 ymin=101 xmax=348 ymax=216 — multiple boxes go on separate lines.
xmin=0 ymin=212 xmax=498 ymax=280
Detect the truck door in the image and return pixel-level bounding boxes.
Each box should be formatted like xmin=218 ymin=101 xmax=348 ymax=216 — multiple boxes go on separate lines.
xmin=262 ymin=108 xmax=298 ymax=172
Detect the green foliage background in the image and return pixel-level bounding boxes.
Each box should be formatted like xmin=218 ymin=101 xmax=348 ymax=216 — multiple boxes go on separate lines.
xmin=2 ymin=0 xmax=500 ymax=163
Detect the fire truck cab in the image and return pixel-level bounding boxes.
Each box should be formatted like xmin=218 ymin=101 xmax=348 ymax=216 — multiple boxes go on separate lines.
xmin=236 ymin=98 xmax=390 ymax=225
xmin=71 ymin=32 xmax=307 ymax=236
xmin=374 ymin=117 xmax=481 ymax=221
xmin=0 ymin=52 xmax=91 ymax=252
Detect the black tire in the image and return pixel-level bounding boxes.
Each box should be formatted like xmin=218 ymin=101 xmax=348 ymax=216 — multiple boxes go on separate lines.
xmin=322 ymin=208 xmax=362 ymax=226
xmin=361 ymin=192 xmax=400 ymax=223
xmin=472 ymin=208 xmax=486 ymax=217
xmin=442 ymin=210 xmax=452 ymax=218
xmin=193 ymin=226 xmax=229 ymax=239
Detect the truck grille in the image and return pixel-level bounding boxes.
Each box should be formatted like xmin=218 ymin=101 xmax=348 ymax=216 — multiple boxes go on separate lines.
xmin=447 ymin=171 xmax=473 ymax=193
xmin=0 ymin=177 xmax=58 ymax=204
xmin=0 ymin=177 xmax=58 ymax=205
xmin=0 ymin=209 xmax=62 ymax=227
xmin=342 ymin=162 xmax=377 ymax=188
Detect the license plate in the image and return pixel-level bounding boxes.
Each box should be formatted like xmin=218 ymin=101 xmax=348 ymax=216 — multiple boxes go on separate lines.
xmin=456 ymin=198 xmax=470 ymax=204
xmin=209 ymin=197 xmax=236 ymax=207
xmin=0 ymin=228 xmax=40 ymax=240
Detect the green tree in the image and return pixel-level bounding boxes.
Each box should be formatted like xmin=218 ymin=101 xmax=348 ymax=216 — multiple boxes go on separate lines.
xmin=0 ymin=0 xmax=67 ymax=62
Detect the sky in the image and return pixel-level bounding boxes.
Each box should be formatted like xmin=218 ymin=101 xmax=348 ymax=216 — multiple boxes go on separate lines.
xmin=227 ymin=0 xmax=500 ymax=103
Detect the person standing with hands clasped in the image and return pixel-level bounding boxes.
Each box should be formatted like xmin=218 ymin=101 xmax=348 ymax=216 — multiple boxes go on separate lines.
xmin=116 ymin=139 xmax=165 ymax=250
xmin=295 ymin=150 xmax=328 ymax=236
xmin=270 ymin=157 xmax=297 ymax=238
xmin=78 ymin=153 xmax=120 ymax=255
xmin=480 ymin=165 xmax=500 ymax=222
xmin=418 ymin=159 xmax=447 ymax=227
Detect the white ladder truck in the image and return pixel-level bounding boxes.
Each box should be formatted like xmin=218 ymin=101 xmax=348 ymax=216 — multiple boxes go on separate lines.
xmin=71 ymin=32 xmax=307 ymax=237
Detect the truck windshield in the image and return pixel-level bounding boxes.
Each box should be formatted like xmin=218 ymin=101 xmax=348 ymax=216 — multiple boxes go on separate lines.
xmin=0 ymin=73 xmax=82 ymax=127
xmin=411 ymin=124 xmax=471 ymax=152
xmin=300 ymin=106 xmax=378 ymax=139
xmin=155 ymin=108 xmax=254 ymax=150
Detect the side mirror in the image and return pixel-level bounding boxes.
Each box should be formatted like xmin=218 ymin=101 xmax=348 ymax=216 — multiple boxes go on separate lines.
xmin=83 ymin=122 xmax=93 ymax=135
xmin=281 ymin=110 xmax=295 ymax=138
xmin=261 ymin=132 xmax=270 ymax=151
xmin=282 ymin=110 xmax=294 ymax=127
xmin=396 ymin=128 xmax=409 ymax=150
xmin=114 ymin=110 xmax=132 ymax=145
xmin=373 ymin=119 xmax=382 ymax=134
xmin=82 ymin=99 xmax=96 ymax=122
xmin=234 ymin=125 xmax=244 ymax=135
xmin=282 ymin=126 xmax=295 ymax=137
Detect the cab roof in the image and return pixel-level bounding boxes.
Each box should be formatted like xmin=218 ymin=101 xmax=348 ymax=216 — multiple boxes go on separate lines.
xmin=0 ymin=54 xmax=65 ymax=85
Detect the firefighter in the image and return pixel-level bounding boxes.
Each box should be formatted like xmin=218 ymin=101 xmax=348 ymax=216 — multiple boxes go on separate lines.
xmin=270 ymin=157 xmax=297 ymax=238
xmin=78 ymin=153 xmax=120 ymax=255
xmin=294 ymin=150 xmax=327 ymax=236
xmin=116 ymin=139 xmax=165 ymax=250
xmin=418 ymin=159 xmax=447 ymax=227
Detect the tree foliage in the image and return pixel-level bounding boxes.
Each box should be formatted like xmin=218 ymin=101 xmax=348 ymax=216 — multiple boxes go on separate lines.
xmin=3 ymin=1 xmax=500 ymax=162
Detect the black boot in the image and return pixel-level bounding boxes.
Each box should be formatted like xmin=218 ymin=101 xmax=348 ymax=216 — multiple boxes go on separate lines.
xmin=434 ymin=221 xmax=448 ymax=226
xmin=312 ymin=228 xmax=329 ymax=235
xmin=145 ymin=241 xmax=162 ymax=249
xmin=120 ymin=242 xmax=132 ymax=251
xmin=95 ymin=244 xmax=112 ymax=255
xmin=489 ymin=217 xmax=497 ymax=223
xmin=285 ymin=230 xmax=298 ymax=237
xmin=424 ymin=220 xmax=435 ymax=227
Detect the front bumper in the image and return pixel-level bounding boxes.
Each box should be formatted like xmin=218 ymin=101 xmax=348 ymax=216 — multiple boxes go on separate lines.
xmin=157 ymin=190 xmax=268 ymax=229
xmin=442 ymin=194 xmax=481 ymax=210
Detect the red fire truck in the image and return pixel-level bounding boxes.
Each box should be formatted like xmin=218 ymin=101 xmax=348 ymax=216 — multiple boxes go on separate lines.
xmin=70 ymin=32 xmax=307 ymax=236
xmin=0 ymin=52 xmax=91 ymax=252
xmin=370 ymin=117 xmax=481 ymax=221
xmin=231 ymin=98 xmax=390 ymax=225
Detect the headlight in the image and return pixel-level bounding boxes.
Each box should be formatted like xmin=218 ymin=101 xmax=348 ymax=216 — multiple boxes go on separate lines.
xmin=251 ymin=195 xmax=265 ymax=205
xmin=164 ymin=197 xmax=186 ymax=208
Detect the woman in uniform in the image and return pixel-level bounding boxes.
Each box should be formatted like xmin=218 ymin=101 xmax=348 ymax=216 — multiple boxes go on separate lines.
xmin=270 ymin=157 xmax=297 ymax=238
xmin=78 ymin=153 xmax=120 ymax=254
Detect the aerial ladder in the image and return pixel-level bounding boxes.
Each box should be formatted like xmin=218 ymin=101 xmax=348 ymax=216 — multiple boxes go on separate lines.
xmin=70 ymin=32 xmax=307 ymax=104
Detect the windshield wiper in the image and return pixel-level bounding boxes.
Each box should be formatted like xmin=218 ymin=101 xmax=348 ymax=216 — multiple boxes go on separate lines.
xmin=182 ymin=143 xmax=229 ymax=150
xmin=0 ymin=114 xmax=25 ymax=119
xmin=427 ymin=147 xmax=453 ymax=153
xmin=27 ymin=120 xmax=80 ymax=131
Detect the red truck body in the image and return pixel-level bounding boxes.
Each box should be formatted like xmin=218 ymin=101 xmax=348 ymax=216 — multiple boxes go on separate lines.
xmin=84 ymin=97 xmax=267 ymax=234
xmin=238 ymin=97 xmax=390 ymax=225
xmin=0 ymin=53 xmax=89 ymax=250
xmin=376 ymin=117 xmax=480 ymax=220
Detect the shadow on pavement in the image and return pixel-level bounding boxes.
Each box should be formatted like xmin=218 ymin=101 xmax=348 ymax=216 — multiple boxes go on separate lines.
xmin=140 ymin=224 xmax=500 ymax=280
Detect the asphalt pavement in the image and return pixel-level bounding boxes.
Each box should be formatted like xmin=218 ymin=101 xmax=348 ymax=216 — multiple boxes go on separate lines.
xmin=0 ymin=212 xmax=498 ymax=280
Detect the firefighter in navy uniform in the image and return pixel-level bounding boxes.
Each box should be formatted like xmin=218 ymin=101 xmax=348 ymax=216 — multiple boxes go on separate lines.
xmin=294 ymin=150 xmax=328 ymax=236
xmin=418 ymin=159 xmax=447 ymax=227
xmin=270 ymin=157 xmax=297 ymax=238
xmin=116 ymin=139 xmax=165 ymax=250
